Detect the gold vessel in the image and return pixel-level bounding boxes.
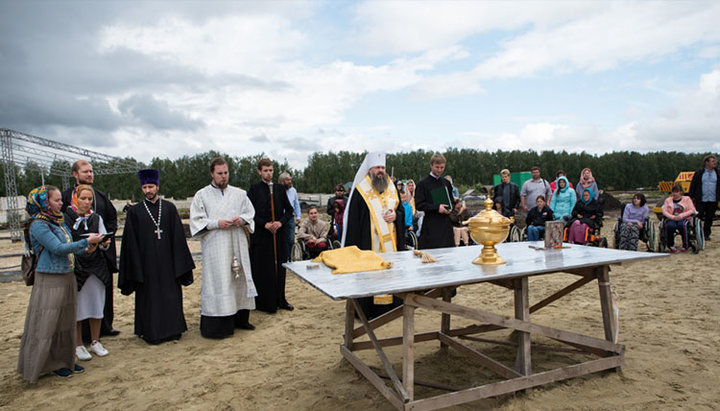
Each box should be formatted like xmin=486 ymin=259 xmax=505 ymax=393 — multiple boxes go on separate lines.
xmin=463 ymin=197 xmax=513 ymax=265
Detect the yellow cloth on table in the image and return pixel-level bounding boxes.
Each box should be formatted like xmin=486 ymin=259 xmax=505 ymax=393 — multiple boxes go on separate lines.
xmin=312 ymin=245 xmax=393 ymax=274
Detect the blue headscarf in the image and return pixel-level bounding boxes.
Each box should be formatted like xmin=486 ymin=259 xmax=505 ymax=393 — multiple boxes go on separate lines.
xmin=580 ymin=187 xmax=594 ymax=205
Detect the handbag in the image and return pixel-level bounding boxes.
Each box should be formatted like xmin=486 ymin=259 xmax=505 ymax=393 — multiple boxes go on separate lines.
xmin=21 ymin=246 xmax=43 ymax=286
xmin=21 ymin=220 xmax=47 ymax=286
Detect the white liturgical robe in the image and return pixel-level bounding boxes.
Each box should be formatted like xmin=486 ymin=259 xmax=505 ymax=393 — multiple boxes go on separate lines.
xmin=190 ymin=184 xmax=257 ymax=316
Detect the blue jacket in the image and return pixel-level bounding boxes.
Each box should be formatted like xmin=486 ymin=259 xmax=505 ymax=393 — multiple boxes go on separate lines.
xmin=402 ymin=202 xmax=413 ymax=228
xmin=29 ymin=220 xmax=89 ymax=274
xmin=550 ymin=176 xmax=576 ymax=220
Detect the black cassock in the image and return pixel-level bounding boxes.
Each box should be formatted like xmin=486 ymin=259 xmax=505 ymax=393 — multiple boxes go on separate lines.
xmin=415 ymin=174 xmax=456 ymax=249
xmin=62 ymin=186 xmax=118 ymax=337
xmin=248 ymin=181 xmax=293 ymax=313
xmin=343 ymin=189 xmax=405 ymax=320
xmin=118 ymin=199 xmax=195 ymax=344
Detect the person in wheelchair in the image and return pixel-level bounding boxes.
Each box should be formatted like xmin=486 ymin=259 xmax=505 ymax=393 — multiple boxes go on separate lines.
xmin=526 ymin=195 xmax=554 ymax=241
xmin=618 ymin=193 xmax=649 ymax=250
xmin=662 ymin=184 xmax=696 ymax=253
xmin=296 ymin=206 xmax=330 ymax=258
xmin=567 ymin=188 xmax=603 ymax=244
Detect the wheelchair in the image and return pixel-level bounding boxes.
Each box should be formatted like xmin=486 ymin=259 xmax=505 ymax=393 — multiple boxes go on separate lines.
xmin=656 ymin=212 xmax=704 ymax=254
xmin=507 ymin=222 xmax=522 ymax=242
xmin=563 ymin=218 xmax=608 ymax=248
xmin=612 ymin=203 xmax=656 ymax=252
xmin=290 ymin=235 xmax=338 ymax=262
xmin=405 ymin=229 xmax=419 ymax=250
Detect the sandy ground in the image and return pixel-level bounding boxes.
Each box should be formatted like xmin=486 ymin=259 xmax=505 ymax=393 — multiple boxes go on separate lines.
xmin=0 ymin=214 xmax=718 ymax=410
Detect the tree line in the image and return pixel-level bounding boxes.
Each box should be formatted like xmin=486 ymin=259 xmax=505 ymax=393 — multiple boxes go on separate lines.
xmin=3 ymin=149 xmax=714 ymax=201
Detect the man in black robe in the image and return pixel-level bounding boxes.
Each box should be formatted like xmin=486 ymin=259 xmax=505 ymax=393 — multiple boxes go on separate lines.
xmin=342 ymin=151 xmax=405 ymax=319
xmin=415 ymin=153 xmax=459 ymax=249
xmin=248 ymin=158 xmax=294 ymax=314
xmin=118 ymin=169 xmax=195 ymax=344
xmin=61 ymin=160 xmax=120 ymax=338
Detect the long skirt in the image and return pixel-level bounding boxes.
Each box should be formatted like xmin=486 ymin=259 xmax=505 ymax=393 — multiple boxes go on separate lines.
xmin=17 ymin=272 xmax=77 ymax=383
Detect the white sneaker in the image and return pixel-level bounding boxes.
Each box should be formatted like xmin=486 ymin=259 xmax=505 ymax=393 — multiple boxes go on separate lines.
xmin=90 ymin=341 xmax=109 ymax=357
xmin=76 ymin=345 xmax=92 ymax=361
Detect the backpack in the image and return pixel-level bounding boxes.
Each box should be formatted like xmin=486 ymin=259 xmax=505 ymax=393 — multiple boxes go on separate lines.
xmin=21 ymin=221 xmax=45 ymax=286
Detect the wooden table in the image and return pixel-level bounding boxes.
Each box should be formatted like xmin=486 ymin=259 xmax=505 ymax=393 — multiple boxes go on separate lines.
xmin=284 ymin=242 xmax=667 ymax=410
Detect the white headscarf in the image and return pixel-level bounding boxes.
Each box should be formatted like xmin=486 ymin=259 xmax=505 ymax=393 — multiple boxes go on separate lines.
xmin=341 ymin=151 xmax=386 ymax=246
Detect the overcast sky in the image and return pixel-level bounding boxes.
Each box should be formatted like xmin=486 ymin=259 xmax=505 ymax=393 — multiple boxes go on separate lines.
xmin=1 ymin=1 xmax=719 ymax=168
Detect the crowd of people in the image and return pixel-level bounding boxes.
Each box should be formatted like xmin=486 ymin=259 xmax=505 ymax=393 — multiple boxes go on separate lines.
xmin=17 ymin=153 xmax=719 ymax=383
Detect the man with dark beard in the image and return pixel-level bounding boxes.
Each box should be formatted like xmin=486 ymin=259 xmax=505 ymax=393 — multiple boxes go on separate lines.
xmin=118 ymin=169 xmax=195 ymax=344
xmin=342 ymin=151 xmax=405 ymax=319
xmin=61 ymin=160 xmax=120 ymax=339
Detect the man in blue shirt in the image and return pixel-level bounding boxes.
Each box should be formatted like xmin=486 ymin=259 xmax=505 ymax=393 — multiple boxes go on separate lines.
xmin=689 ymin=155 xmax=719 ymax=240
xmin=279 ymin=172 xmax=302 ymax=260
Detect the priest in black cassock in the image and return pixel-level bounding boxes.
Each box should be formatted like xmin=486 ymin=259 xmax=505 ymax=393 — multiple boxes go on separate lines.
xmin=415 ymin=153 xmax=458 ymax=249
xmin=248 ymin=158 xmax=294 ymax=314
xmin=342 ymin=151 xmax=405 ymax=319
xmin=118 ymin=169 xmax=195 ymax=345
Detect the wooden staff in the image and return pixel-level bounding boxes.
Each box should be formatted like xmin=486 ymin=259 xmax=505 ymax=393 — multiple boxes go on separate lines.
xmin=269 ymin=182 xmax=278 ymax=279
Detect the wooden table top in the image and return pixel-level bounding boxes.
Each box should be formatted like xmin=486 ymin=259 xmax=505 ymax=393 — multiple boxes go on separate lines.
xmin=284 ymin=242 xmax=667 ymax=301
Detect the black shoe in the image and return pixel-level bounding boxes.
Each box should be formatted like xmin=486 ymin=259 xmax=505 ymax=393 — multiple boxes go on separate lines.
xmin=73 ymin=364 xmax=84 ymax=374
xmin=257 ymin=308 xmax=277 ymax=314
xmin=237 ymin=322 xmax=256 ymax=330
xmin=53 ymin=368 xmax=73 ymax=378
xmin=279 ymin=302 xmax=294 ymax=311
xmin=100 ymin=329 xmax=120 ymax=337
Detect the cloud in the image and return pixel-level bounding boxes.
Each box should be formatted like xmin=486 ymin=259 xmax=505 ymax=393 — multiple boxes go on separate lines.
xmin=118 ymin=94 xmax=204 ymax=130
xmin=473 ymin=3 xmax=720 ymax=79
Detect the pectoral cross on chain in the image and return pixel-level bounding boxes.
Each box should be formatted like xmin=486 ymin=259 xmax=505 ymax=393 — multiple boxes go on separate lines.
xmin=143 ymin=199 xmax=164 ymax=241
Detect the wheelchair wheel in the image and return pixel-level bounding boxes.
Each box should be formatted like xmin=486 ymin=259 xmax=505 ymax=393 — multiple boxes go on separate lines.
xmin=646 ymin=221 xmax=657 ymax=252
xmin=598 ymin=237 xmax=608 ymax=248
xmin=509 ymin=225 xmax=520 ymax=242
xmin=290 ymin=241 xmax=305 ymax=261
xmin=405 ymin=230 xmax=418 ymax=250
xmin=694 ymin=218 xmax=705 ymax=251
xmin=520 ymin=226 xmax=527 ymax=241
xmin=611 ymin=221 xmax=620 ymax=249
xmin=332 ymin=240 xmax=342 ymax=249
xmin=656 ymin=221 xmax=667 ymax=253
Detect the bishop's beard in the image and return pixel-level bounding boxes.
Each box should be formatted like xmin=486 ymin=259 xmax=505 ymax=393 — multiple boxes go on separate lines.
xmin=371 ymin=174 xmax=387 ymax=193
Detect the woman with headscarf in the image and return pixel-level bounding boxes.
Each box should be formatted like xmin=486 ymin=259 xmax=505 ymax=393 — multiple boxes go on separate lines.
xmin=405 ymin=179 xmax=417 ymax=215
xmin=18 ymin=186 xmax=103 ymax=382
xmin=63 ymin=185 xmax=112 ymax=361
xmin=567 ymin=188 xmax=603 ymax=244
xmin=575 ymin=168 xmax=599 ymax=201
xmin=549 ymin=176 xmax=576 ymax=221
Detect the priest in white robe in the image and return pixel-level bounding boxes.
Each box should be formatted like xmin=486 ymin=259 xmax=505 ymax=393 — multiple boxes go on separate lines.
xmin=190 ymin=157 xmax=258 ymax=339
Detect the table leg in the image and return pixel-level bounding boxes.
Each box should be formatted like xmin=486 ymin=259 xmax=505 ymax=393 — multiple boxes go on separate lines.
xmin=596 ymin=266 xmax=617 ymax=343
xmin=440 ymin=287 xmax=452 ymax=349
xmin=514 ymin=277 xmax=532 ymax=375
xmin=344 ymin=299 xmax=355 ymax=350
xmin=403 ymin=302 xmax=415 ymax=401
